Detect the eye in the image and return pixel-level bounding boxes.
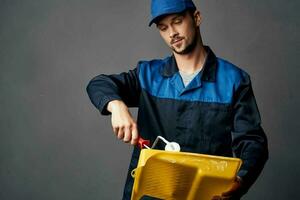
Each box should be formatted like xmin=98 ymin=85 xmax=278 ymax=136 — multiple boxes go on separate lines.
xmin=158 ymin=25 xmax=167 ymax=32
xmin=173 ymin=18 xmax=182 ymax=24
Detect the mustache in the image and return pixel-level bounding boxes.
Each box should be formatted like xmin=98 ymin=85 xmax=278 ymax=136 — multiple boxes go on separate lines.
xmin=170 ymin=36 xmax=184 ymax=45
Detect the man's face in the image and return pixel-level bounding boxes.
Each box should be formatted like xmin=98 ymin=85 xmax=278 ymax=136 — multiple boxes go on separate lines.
xmin=156 ymin=11 xmax=201 ymax=55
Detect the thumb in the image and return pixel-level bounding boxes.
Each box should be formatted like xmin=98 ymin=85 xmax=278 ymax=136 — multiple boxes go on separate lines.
xmin=130 ymin=124 xmax=139 ymax=145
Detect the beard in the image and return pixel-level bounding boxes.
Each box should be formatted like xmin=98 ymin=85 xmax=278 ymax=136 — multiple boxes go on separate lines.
xmin=171 ymin=29 xmax=198 ymax=55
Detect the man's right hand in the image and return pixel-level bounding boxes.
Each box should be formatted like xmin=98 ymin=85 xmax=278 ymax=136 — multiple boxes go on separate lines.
xmin=107 ymin=100 xmax=139 ymax=145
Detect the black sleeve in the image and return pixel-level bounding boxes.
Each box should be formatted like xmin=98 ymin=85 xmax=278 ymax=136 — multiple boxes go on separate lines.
xmin=231 ymin=72 xmax=269 ymax=193
xmin=86 ymin=66 xmax=141 ymax=115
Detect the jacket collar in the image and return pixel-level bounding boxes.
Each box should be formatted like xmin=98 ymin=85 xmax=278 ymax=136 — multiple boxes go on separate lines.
xmin=161 ymin=46 xmax=217 ymax=82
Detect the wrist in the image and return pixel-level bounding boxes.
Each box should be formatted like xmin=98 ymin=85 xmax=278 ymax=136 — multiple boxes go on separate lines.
xmin=107 ymin=100 xmax=126 ymax=112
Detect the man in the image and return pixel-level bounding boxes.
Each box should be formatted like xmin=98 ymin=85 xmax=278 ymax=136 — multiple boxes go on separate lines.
xmin=86 ymin=0 xmax=268 ymax=199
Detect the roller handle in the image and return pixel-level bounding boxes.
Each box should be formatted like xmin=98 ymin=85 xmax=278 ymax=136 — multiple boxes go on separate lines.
xmin=137 ymin=136 xmax=150 ymax=149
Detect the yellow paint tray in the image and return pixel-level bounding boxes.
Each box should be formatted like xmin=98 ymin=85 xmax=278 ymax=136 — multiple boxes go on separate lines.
xmin=131 ymin=149 xmax=242 ymax=200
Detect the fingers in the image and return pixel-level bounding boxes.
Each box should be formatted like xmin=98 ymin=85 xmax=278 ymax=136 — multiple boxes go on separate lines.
xmin=109 ymin=103 xmax=139 ymax=145
xmin=113 ymin=127 xmax=119 ymax=136
xmin=211 ymin=177 xmax=243 ymax=200
xmin=212 ymin=195 xmax=222 ymax=200
xmin=117 ymin=127 xmax=124 ymax=139
xmin=112 ymin=123 xmax=139 ymax=145
xmin=211 ymin=196 xmax=231 ymax=200
xmin=123 ymin=126 xmax=131 ymax=143
xmin=222 ymin=189 xmax=235 ymax=197
xmin=222 ymin=191 xmax=234 ymax=197
xmin=221 ymin=177 xmax=242 ymax=197
xmin=131 ymin=123 xmax=139 ymax=145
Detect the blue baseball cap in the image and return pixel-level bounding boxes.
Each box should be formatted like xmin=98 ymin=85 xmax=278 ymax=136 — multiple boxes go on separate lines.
xmin=149 ymin=0 xmax=197 ymax=26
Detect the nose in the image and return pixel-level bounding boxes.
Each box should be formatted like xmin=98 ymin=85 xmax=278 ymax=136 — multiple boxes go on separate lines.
xmin=169 ymin=25 xmax=178 ymax=39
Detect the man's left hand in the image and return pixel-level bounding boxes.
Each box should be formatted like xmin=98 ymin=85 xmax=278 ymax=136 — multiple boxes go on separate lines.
xmin=211 ymin=176 xmax=244 ymax=200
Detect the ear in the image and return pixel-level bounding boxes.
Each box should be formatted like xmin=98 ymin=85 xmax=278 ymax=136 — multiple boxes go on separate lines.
xmin=193 ymin=10 xmax=202 ymax=27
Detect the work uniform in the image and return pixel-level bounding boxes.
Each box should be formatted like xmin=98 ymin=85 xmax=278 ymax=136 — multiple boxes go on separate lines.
xmin=86 ymin=46 xmax=268 ymax=199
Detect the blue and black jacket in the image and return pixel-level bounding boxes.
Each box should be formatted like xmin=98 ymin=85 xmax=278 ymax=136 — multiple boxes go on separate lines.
xmin=86 ymin=46 xmax=268 ymax=199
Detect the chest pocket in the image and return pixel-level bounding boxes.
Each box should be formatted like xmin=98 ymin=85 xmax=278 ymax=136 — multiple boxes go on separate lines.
xmin=174 ymin=102 xmax=233 ymax=155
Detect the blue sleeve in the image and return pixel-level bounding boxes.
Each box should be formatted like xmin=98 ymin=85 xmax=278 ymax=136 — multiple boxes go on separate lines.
xmin=86 ymin=66 xmax=141 ymax=115
xmin=231 ymin=72 xmax=269 ymax=192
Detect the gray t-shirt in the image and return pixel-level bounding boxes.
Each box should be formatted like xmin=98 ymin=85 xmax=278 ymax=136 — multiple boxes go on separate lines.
xmin=179 ymin=68 xmax=202 ymax=87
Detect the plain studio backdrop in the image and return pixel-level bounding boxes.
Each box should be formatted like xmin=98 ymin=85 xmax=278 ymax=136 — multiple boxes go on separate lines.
xmin=0 ymin=0 xmax=299 ymax=199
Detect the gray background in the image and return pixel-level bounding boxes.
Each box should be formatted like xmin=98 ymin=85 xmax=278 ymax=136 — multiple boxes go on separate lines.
xmin=0 ymin=0 xmax=299 ymax=199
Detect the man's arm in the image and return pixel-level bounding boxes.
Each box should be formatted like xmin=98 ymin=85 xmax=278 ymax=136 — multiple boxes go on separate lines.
xmin=231 ymin=72 xmax=269 ymax=196
xmin=86 ymin=68 xmax=140 ymax=114
xmin=86 ymin=67 xmax=141 ymax=145
xmin=213 ymin=72 xmax=268 ymax=200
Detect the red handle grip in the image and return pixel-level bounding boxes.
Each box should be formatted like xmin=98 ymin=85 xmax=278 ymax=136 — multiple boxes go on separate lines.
xmin=137 ymin=136 xmax=150 ymax=149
